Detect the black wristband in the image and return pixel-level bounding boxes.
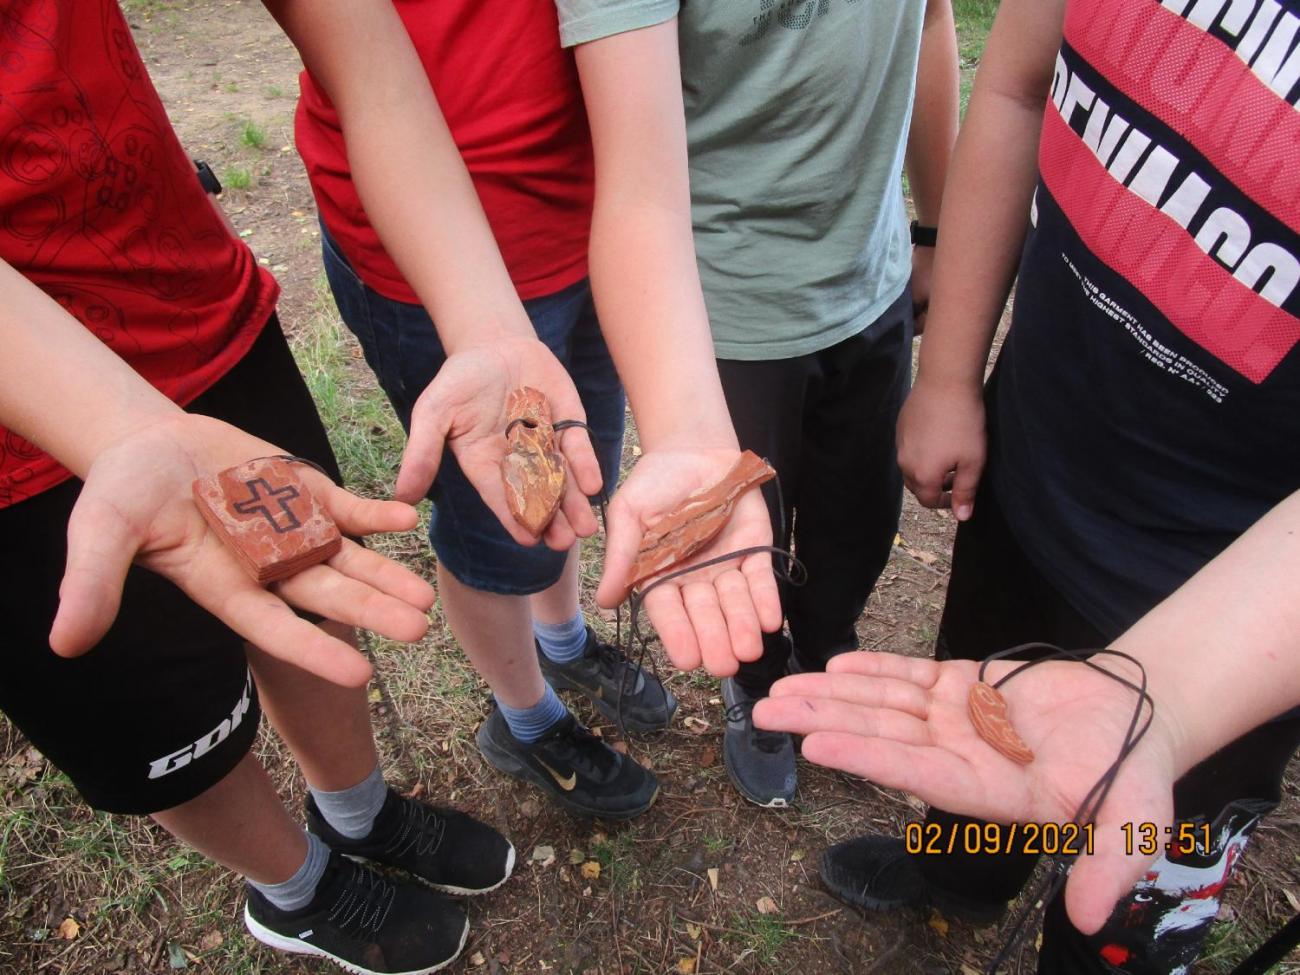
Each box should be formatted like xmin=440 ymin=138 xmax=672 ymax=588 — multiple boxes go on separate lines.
xmin=910 ymin=219 xmax=937 ymax=247
xmin=194 ymin=159 xmax=222 ymax=196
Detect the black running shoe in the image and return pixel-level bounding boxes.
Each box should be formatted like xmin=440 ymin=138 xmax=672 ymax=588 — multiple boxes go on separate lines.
xmin=820 ymin=835 xmax=1007 ymax=924
xmin=722 ymin=678 xmax=797 ymax=808
xmin=476 ymin=706 xmax=658 ymax=819
xmin=537 ymin=628 xmax=677 ymax=732
xmin=244 ymin=852 xmax=468 ymax=975
xmin=306 ymin=788 xmax=515 ymax=896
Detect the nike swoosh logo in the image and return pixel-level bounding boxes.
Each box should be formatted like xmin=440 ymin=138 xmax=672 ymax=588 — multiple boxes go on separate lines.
xmin=536 ymin=758 xmax=577 ymax=791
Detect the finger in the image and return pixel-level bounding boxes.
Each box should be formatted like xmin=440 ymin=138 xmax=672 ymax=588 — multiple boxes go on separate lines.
xmin=394 ymin=408 xmax=448 ymax=504
xmin=825 ymin=651 xmax=944 ymax=687
xmin=556 ymin=487 xmax=598 ymax=540
xmin=713 ymin=568 xmax=763 ymax=663
xmin=274 ymin=563 xmax=431 ymax=644
xmin=643 ymin=584 xmax=702 ymax=671
xmin=595 ymin=497 xmax=638 ymax=608
xmin=682 ymin=581 xmax=738 ymax=677
xmin=540 ymin=506 xmax=579 ymax=552
xmin=950 ymin=458 xmax=984 ymax=523
xmin=325 ymin=539 xmax=436 ymax=611
xmin=740 ymin=551 xmax=783 ymax=633
xmin=557 ymin=424 xmax=603 ymax=498
xmin=206 ymin=579 xmax=373 ymax=686
xmin=764 ymin=672 xmax=931 ymax=719
xmin=49 ymin=496 xmax=140 ymax=656
xmin=752 ymin=696 xmax=931 ymax=744
xmin=909 ymin=472 xmax=947 ymax=509
xmin=314 ymin=481 xmax=421 ymax=537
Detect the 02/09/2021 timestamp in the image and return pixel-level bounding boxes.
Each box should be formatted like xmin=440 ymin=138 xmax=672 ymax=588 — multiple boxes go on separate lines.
xmin=904 ymin=822 xmax=1095 ymax=856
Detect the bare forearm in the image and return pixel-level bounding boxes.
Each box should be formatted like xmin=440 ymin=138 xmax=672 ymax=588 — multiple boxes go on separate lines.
xmin=0 ymin=261 xmax=180 ymax=476
xmin=914 ymin=0 xmax=1063 ymax=390
xmin=265 ymin=0 xmax=533 ymax=349
xmin=578 ymin=23 xmax=736 ymax=451
xmin=1113 ymin=490 xmax=1300 ymax=774
xmin=905 ymin=0 xmax=958 ymax=227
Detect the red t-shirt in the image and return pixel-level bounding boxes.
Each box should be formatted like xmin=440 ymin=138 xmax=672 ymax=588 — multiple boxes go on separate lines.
xmin=295 ymin=0 xmax=593 ymax=304
xmin=0 ymin=0 xmax=278 ymax=509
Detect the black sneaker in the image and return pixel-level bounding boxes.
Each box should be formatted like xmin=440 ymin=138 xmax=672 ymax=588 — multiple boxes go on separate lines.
xmin=244 ymin=851 xmax=468 ymax=975
xmin=306 ymin=788 xmax=515 ymax=896
xmin=476 ymin=706 xmax=659 ymax=819
xmin=722 ymin=677 xmax=797 ymax=808
xmin=537 ymin=628 xmax=677 ymax=732
xmin=820 ymin=835 xmax=1007 ymax=924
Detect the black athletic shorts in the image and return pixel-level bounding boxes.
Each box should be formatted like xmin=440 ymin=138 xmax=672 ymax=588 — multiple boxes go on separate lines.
xmin=0 ymin=316 xmax=343 ymax=815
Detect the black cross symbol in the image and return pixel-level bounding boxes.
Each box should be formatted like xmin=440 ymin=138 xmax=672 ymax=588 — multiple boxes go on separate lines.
xmin=232 ymin=477 xmax=303 ymax=534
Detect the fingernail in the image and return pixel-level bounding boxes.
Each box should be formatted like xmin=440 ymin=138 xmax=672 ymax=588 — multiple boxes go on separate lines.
xmin=956 ymin=504 xmax=973 ymax=521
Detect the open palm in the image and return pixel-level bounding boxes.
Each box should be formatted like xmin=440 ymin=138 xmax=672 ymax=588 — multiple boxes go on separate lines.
xmin=51 ymin=413 xmax=436 ymax=688
xmin=754 ymin=651 xmax=1180 ymax=933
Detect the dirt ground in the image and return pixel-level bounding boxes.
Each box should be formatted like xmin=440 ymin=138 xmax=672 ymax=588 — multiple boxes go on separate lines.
xmin=2 ymin=2 xmax=1299 ymax=973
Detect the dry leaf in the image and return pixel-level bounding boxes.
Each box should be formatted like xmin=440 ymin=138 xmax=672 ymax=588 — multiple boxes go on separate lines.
xmin=197 ymin=930 xmax=223 ymax=952
xmin=367 ymin=686 xmax=383 ymax=703
xmin=1285 ymin=889 xmax=1300 ymax=913
xmin=756 ymin=896 xmax=779 ymax=915
xmin=707 ymin=867 xmax=719 ymax=891
xmin=698 ymin=746 xmax=717 ymax=767
xmin=518 ymin=798 xmax=540 ymax=819
xmin=790 ymin=849 xmax=805 ymax=863
xmin=568 ymin=849 xmax=586 ymax=865
xmin=676 ymin=958 xmax=696 ymax=974
xmin=469 ymin=951 xmax=486 ymax=967
xmin=907 ymin=548 xmax=939 ymax=566
xmin=531 ymin=845 xmax=556 ymax=867
xmin=928 ymin=912 xmax=949 ymax=937
xmin=581 ymin=861 xmax=602 ymax=881
xmin=56 ymin=918 xmax=80 ymax=940
xmin=684 ymin=716 xmax=711 ymax=735
xmin=686 ymin=922 xmax=702 ymax=941
xmin=894 ymin=532 xmax=904 ymax=546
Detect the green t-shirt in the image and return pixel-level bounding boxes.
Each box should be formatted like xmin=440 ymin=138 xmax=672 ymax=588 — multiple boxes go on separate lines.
xmin=558 ymin=0 xmax=925 ymax=360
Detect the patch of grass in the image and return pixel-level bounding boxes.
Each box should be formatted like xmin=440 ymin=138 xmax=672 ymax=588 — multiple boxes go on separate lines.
xmin=726 ymin=910 xmax=799 ymax=967
xmin=222 ymin=167 xmax=252 ymax=191
xmin=240 ymin=119 xmax=266 ymax=150
xmin=952 ymin=0 xmax=999 ymax=115
xmin=264 ymin=84 xmax=284 ymax=99
xmin=592 ymin=830 xmax=641 ymax=892
xmin=121 ymin=0 xmax=166 ymax=16
xmin=702 ymin=833 xmax=731 ymax=855
xmin=224 ymin=81 xmax=239 ymax=94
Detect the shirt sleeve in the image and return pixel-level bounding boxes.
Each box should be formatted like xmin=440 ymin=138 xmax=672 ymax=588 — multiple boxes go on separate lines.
xmin=554 ymin=0 xmax=680 ymax=48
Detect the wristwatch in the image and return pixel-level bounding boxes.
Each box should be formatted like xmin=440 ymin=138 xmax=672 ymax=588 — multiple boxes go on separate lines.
xmin=194 ymin=159 xmax=222 ymax=196
xmin=910 ymin=219 xmax=938 ymax=247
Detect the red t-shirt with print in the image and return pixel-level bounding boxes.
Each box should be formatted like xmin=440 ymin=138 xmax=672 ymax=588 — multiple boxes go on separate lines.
xmin=0 ymin=0 xmax=279 ymax=508
xmin=295 ymin=0 xmax=594 ymax=304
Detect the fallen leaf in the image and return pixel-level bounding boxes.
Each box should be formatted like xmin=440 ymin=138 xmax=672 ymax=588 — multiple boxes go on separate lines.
xmin=568 ymin=848 xmax=586 ymax=865
xmin=167 ymin=942 xmax=188 ymax=970
xmin=707 ymin=867 xmax=719 ymax=891
xmin=404 ymin=782 xmax=426 ymax=800
xmin=469 ymin=951 xmax=486 ymax=967
xmin=367 ymin=686 xmax=382 ymax=703
xmin=756 ymin=896 xmax=779 ymax=915
xmin=1285 ymin=889 xmax=1300 ymax=913
xmin=676 ymin=959 xmax=696 ymax=974
xmin=518 ymin=799 xmax=540 ymax=819
xmin=698 ymin=746 xmax=717 ymax=767
xmin=928 ymin=912 xmax=949 ymax=938
xmin=789 ymin=849 xmax=805 ymax=863
xmin=631 ymin=445 xmax=643 ymax=457
xmin=581 ymin=861 xmax=602 ymax=881
xmin=531 ymin=845 xmax=556 ymax=867
xmin=56 ymin=918 xmax=80 ymax=940
xmin=907 ymin=548 xmax=939 ymax=566
xmin=686 ymin=922 xmax=702 ymax=941
xmin=684 ymin=716 xmax=710 ymax=735
xmin=197 ymin=929 xmax=223 ymax=951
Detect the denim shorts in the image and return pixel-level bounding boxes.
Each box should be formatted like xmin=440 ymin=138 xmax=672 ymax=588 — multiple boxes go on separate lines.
xmin=321 ymin=225 xmax=625 ymax=595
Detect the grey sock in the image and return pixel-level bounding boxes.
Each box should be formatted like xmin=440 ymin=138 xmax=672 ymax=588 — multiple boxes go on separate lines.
xmin=248 ymin=831 xmax=331 ymax=913
xmin=309 ymin=765 xmax=387 ymax=840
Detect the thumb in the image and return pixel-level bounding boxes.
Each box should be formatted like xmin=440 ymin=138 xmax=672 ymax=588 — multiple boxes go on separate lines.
xmin=595 ymin=496 xmax=639 ymax=609
xmin=395 ymin=402 xmax=449 ymax=504
xmin=950 ymin=455 xmax=984 ymax=522
xmin=49 ymin=496 xmax=139 ymax=656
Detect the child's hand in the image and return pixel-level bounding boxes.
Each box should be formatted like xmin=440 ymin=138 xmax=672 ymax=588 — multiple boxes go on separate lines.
xmin=896 ymin=376 xmax=986 ymax=520
xmin=598 ymin=448 xmax=782 ymax=676
xmin=50 ymin=413 xmax=436 ymax=687
xmin=395 ymin=337 xmax=603 ymax=549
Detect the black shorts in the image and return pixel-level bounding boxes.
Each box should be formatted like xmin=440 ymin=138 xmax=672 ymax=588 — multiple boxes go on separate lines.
xmin=0 ymin=316 xmax=342 ymax=815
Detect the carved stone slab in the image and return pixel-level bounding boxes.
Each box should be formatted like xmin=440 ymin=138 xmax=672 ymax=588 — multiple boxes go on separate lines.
xmin=192 ymin=456 xmax=342 ymax=584
xmin=628 ymin=451 xmax=775 ymax=588
xmin=967 ymin=681 xmax=1034 ymax=765
xmin=501 ymin=386 xmax=567 ymax=537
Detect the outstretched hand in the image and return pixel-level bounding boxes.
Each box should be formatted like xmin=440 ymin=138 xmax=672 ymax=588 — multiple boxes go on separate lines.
xmin=50 ymin=413 xmax=436 ymax=688
xmin=394 ymin=337 xmax=602 ymax=550
xmin=753 ymin=651 xmax=1181 ymax=933
xmin=598 ymin=448 xmax=782 ymax=676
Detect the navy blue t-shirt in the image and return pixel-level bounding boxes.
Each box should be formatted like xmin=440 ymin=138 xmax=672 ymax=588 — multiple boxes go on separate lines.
xmin=990 ymin=0 xmax=1300 ymax=634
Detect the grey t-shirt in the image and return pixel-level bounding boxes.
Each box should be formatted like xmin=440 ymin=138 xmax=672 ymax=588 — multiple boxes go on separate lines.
xmin=558 ymin=0 xmax=925 ymax=360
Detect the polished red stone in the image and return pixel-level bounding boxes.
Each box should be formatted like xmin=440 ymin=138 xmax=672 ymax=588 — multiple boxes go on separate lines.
xmin=192 ymin=457 xmax=342 ymax=584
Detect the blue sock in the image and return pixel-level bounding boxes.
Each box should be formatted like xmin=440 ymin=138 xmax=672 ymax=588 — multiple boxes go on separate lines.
xmin=534 ymin=611 xmax=589 ymax=665
xmin=499 ymin=684 xmax=569 ymax=743
xmin=309 ymin=765 xmax=387 ymax=840
xmin=248 ymin=831 xmax=331 ymax=912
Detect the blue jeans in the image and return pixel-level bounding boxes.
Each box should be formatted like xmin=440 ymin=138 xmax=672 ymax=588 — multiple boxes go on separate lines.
xmin=321 ymin=226 xmax=625 ymax=595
